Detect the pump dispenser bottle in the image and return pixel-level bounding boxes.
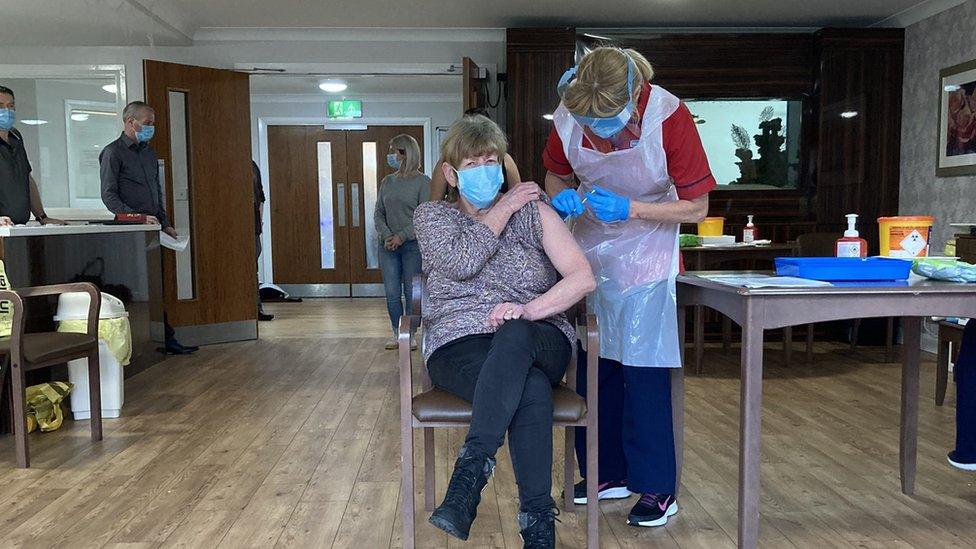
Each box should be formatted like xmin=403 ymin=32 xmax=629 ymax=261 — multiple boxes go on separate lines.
xmin=835 ymin=214 xmax=868 ymax=258
xmin=743 ymin=215 xmax=758 ymax=243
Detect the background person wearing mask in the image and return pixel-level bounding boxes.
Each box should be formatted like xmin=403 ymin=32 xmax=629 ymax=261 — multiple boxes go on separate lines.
xmin=251 ymin=160 xmax=273 ymax=322
xmin=99 ymin=100 xmax=197 ymax=355
xmin=0 ymin=85 xmax=64 ymax=226
xmin=544 ymin=47 xmax=715 ymax=529
xmin=375 ymin=134 xmax=428 ymax=350
xmin=428 ymin=108 xmax=521 ymax=202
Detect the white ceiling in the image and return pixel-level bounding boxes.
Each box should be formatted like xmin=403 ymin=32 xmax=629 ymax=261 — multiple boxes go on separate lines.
xmin=249 ymin=74 xmax=460 ymax=96
xmin=0 ymin=0 xmax=967 ymax=46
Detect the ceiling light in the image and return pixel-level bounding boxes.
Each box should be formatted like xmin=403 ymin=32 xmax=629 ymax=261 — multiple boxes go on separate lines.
xmin=840 ymin=111 xmax=858 ymax=119
xmin=20 ymin=119 xmax=48 ymax=125
xmin=102 ymin=84 xmax=118 ymax=94
xmin=71 ymin=113 xmax=90 ymax=122
xmin=944 ymin=84 xmax=961 ymax=92
xmin=542 ymin=113 xmax=554 ymax=121
xmin=319 ymin=80 xmax=348 ymax=93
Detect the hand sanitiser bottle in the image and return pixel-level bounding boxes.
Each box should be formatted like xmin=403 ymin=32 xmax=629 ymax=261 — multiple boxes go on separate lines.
xmin=835 ymin=214 xmax=868 ymax=258
xmin=743 ymin=215 xmax=757 ymax=243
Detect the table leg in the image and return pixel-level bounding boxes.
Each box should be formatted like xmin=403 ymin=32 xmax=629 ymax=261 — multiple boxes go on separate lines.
xmin=900 ymin=316 xmax=921 ymax=495
xmin=695 ymin=305 xmax=704 ymax=375
xmin=723 ymin=317 xmax=732 ymax=355
xmin=738 ymin=310 xmax=764 ymax=549
xmin=885 ymin=317 xmax=895 ymax=363
xmin=783 ymin=326 xmax=793 ymax=367
xmin=936 ymin=332 xmax=950 ymax=407
xmin=806 ymin=323 xmax=815 ymax=363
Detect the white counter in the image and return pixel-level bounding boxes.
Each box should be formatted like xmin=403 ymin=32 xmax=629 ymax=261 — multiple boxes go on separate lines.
xmin=0 ymin=223 xmax=160 ymax=238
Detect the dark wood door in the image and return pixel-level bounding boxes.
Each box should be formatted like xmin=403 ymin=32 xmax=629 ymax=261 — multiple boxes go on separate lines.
xmin=143 ymin=60 xmax=256 ymax=337
xmin=267 ymin=125 xmax=424 ymax=294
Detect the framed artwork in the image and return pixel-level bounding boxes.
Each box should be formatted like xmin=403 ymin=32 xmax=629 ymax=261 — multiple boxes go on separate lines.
xmin=938 ymin=58 xmax=976 ymax=177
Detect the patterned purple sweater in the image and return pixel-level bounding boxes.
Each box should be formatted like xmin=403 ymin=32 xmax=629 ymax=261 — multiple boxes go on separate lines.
xmin=413 ymin=200 xmax=575 ymax=361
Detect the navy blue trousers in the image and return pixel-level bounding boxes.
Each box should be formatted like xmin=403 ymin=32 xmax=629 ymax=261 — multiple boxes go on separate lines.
xmin=574 ymin=344 xmax=677 ymax=494
xmin=955 ymin=321 xmax=976 ymax=462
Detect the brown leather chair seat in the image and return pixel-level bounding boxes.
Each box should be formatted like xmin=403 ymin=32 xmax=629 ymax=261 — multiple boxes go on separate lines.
xmin=412 ymin=385 xmax=586 ymax=423
xmin=0 ymin=332 xmax=96 ymax=367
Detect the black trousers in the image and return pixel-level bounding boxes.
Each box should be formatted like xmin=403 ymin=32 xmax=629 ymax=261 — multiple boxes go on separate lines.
xmin=427 ymin=320 xmax=571 ymax=512
xmin=956 ymin=321 xmax=976 ymax=461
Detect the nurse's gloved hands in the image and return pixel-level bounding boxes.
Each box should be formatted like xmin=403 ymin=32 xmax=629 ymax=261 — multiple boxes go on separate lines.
xmin=587 ymin=186 xmax=631 ymax=223
xmin=552 ymin=189 xmax=585 ymax=220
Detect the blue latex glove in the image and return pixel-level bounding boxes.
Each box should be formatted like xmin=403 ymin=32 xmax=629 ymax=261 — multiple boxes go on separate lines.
xmin=586 ymin=186 xmax=630 ymax=223
xmin=551 ymin=189 xmax=586 ymax=219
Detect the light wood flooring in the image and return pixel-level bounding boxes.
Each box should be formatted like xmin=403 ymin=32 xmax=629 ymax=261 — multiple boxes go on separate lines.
xmin=1 ymin=298 xmax=974 ymax=548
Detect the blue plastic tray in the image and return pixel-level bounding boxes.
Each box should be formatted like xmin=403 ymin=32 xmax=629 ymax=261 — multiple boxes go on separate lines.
xmin=774 ymin=257 xmax=912 ymax=281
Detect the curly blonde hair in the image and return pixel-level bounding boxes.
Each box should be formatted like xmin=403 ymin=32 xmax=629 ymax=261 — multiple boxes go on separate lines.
xmin=561 ymin=47 xmax=654 ymax=118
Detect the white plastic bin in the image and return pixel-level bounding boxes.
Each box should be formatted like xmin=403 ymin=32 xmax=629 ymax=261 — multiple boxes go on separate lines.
xmin=54 ymin=292 xmax=130 ymax=420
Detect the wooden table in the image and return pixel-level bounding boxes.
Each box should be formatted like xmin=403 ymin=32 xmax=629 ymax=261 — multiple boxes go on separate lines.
xmin=681 ymin=244 xmax=798 ymax=372
xmin=676 ymin=272 xmax=976 ymax=548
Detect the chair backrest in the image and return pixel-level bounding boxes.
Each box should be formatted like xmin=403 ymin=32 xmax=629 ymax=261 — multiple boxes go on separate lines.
xmin=796 ymin=232 xmax=841 ymax=257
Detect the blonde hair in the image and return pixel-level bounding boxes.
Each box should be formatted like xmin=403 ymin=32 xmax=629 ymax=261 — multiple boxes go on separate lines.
xmin=440 ymin=115 xmax=508 ymax=169
xmin=562 ymin=47 xmax=654 ymax=118
xmin=389 ymin=134 xmax=422 ymax=175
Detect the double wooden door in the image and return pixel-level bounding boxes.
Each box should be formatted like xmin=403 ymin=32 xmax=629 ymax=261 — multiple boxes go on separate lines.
xmin=268 ymin=125 xmax=424 ymax=296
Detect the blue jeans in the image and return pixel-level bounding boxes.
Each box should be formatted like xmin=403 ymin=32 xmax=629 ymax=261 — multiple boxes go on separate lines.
xmin=378 ymin=239 xmax=421 ymax=333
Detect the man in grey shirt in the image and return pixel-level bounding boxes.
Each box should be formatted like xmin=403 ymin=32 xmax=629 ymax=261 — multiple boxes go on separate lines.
xmin=100 ymin=100 xmax=195 ymax=354
xmin=99 ymin=101 xmax=176 ymax=238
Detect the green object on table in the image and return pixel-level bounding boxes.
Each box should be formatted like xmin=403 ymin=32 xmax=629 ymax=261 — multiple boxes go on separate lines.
xmin=912 ymin=258 xmax=976 ymax=283
xmin=679 ymin=234 xmax=701 ymax=248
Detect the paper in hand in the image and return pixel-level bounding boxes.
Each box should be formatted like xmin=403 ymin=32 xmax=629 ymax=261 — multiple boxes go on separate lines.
xmin=161 ymin=232 xmax=190 ymax=252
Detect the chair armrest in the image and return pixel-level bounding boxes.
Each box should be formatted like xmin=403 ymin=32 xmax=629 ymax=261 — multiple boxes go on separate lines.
xmin=0 ymin=290 xmax=26 ymax=362
xmin=13 ymin=282 xmax=101 ymax=337
xmin=399 ymin=315 xmax=420 ymax=425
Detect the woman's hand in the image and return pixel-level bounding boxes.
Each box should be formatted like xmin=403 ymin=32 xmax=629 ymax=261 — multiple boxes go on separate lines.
xmin=385 ymin=234 xmax=403 ymax=250
xmin=487 ymin=302 xmax=527 ymax=329
xmin=493 ymin=182 xmax=541 ymax=216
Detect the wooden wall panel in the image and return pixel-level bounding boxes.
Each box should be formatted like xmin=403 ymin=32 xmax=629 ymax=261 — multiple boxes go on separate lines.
xmin=143 ymin=60 xmax=256 ymax=328
xmin=506 ymin=28 xmax=577 ymax=185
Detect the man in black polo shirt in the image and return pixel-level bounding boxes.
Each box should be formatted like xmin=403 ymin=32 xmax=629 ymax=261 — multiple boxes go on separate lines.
xmin=100 ymin=100 xmax=196 ymax=355
xmin=0 ymin=85 xmax=63 ymax=226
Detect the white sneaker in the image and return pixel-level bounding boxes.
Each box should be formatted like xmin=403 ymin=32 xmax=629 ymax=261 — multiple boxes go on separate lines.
xmin=384 ymin=338 xmax=398 ymax=350
xmin=411 ymin=337 xmax=418 ymax=351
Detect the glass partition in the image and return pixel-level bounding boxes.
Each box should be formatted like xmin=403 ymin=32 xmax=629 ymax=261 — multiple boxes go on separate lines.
xmin=0 ymin=65 xmax=126 ymax=216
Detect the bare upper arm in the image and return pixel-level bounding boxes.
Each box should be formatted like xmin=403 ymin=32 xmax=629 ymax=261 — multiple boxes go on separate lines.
xmin=537 ymin=202 xmax=592 ymax=281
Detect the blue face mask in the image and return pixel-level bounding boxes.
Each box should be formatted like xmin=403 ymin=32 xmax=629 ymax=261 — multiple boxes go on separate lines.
xmin=455 ymin=163 xmax=503 ymax=210
xmin=557 ymin=55 xmax=637 ymax=139
xmin=0 ymin=108 xmax=15 ymax=131
xmin=387 ymin=153 xmax=401 ymax=170
xmin=136 ymin=123 xmax=155 ymax=143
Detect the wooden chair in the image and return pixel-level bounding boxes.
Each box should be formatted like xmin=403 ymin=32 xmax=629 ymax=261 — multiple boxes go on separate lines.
xmin=795 ymin=232 xmax=894 ymax=361
xmin=0 ymin=283 xmax=102 ymax=468
xmin=399 ymin=275 xmax=600 ymax=548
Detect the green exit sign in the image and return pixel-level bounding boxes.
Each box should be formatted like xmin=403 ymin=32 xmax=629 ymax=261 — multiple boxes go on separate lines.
xmin=327 ymin=100 xmax=363 ymax=119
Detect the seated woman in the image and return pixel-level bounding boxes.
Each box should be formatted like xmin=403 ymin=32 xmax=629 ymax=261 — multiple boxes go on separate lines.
xmin=413 ymin=115 xmax=595 ymax=548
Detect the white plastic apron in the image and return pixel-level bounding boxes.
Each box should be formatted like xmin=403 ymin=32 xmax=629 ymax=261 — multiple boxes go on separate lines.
xmin=553 ymin=86 xmax=681 ymax=368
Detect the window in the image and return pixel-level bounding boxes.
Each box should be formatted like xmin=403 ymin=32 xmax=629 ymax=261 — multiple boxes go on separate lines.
xmin=684 ymin=99 xmax=802 ymax=189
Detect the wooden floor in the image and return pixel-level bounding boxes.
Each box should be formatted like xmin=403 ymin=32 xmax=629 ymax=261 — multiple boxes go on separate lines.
xmin=1 ymin=299 xmax=974 ymax=548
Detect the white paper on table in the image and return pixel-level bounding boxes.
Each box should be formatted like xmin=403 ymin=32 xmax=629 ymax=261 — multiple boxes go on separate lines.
xmin=699 ymin=274 xmax=832 ymax=288
xmin=160 ymin=232 xmax=190 ymax=252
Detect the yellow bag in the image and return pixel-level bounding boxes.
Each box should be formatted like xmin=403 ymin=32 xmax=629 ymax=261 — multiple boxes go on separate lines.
xmin=58 ymin=317 xmax=132 ymax=366
xmin=25 ymin=382 xmax=74 ymax=433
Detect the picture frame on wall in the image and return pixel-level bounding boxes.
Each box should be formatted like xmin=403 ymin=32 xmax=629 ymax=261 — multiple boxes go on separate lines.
xmin=938 ymin=58 xmax=976 ymax=177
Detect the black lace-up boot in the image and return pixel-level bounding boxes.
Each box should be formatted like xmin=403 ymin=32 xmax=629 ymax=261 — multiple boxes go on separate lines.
xmin=428 ymin=445 xmax=495 ymax=540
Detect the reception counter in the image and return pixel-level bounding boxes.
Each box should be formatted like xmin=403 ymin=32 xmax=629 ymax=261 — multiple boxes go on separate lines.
xmin=0 ymin=223 xmax=164 ymax=376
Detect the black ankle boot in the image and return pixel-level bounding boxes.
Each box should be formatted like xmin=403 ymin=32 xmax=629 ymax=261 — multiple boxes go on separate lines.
xmin=518 ymin=508 xmax=559 ymax=549
xmin=428 ymin=446 xmax=495 ymax=540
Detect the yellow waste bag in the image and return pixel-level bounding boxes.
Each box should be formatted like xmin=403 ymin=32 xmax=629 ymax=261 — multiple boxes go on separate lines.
xmin=0 ymin=259 xmax=12 ymax=338
xmin=26 ymin=382 xmax=74 ymax=433
xmin=58 ymin=317 xmax=132 ymax=367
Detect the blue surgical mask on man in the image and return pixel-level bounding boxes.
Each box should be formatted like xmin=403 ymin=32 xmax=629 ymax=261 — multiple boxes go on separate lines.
xmin=136 ymin=123 xmax=155 ymax=143
xmin=455 ymin=163 xmax=503 ymax=209
xmin=0 ymin=108 xmax=15 ymax=131
xmin=387 ymin=153 xmax=401 ymax=170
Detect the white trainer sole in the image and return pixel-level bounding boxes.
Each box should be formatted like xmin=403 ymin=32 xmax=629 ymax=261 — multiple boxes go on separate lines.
xmin=573 ymin=486 xmax=632 ymax=505
xmin=948 ymin=455 xmax=976 ymax=471
xmin=629 ymin=501 xmax=678 ymax=528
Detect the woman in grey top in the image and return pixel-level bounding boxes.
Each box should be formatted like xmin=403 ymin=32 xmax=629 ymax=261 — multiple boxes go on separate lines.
xmin=414 ymin=116 xmax=594 ymax=548
xmin=376 ymin=134 xmax=429 ymax=349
